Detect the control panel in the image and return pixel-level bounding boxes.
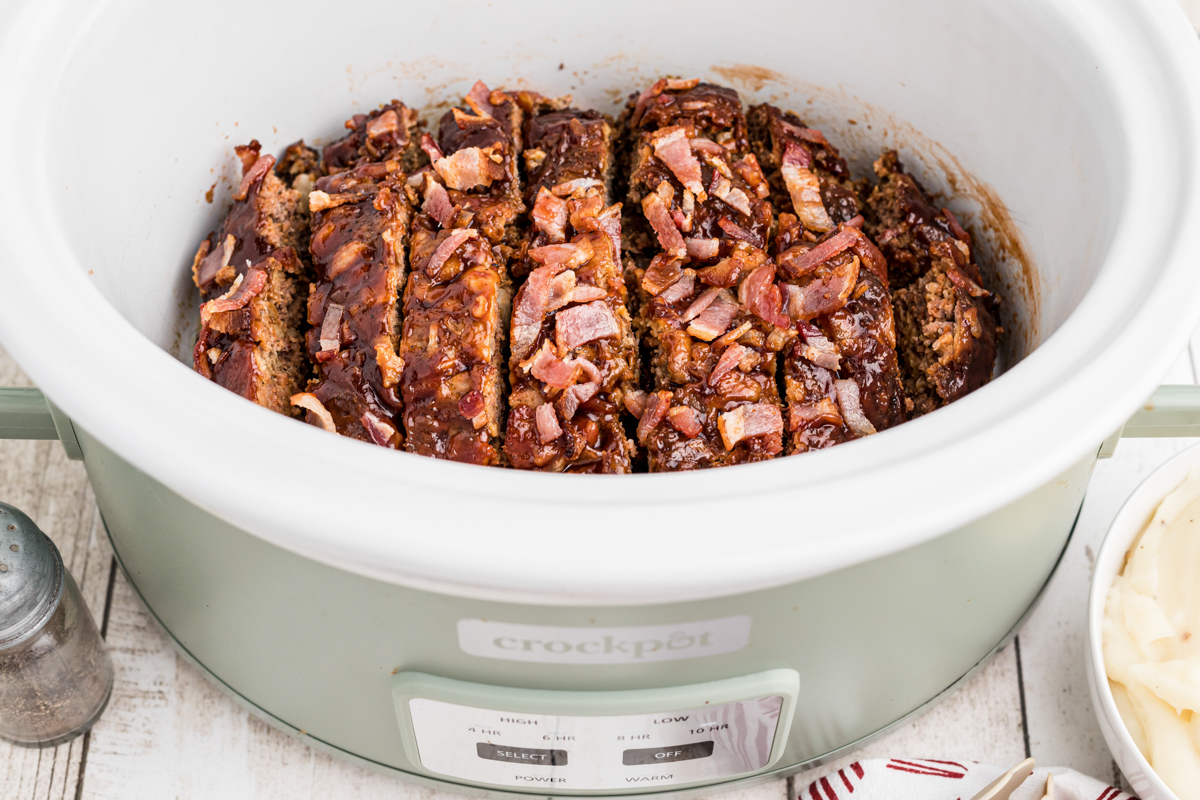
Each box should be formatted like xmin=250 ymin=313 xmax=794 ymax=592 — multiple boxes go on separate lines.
xmin=392 ymin=670 xmax=798 ymax=793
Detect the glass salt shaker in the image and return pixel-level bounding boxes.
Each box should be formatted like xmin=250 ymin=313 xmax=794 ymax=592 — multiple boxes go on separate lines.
xmin=0 ymin=502 xmax=113 ymax=747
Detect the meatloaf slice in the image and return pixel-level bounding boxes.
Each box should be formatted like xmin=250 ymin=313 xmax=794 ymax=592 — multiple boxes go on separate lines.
xmin=400 ymin=81 xmax=523 ymax=465
xmin=624 ymin=79 xmax=790 ymax=470
xmin=866 ymin=151 xmax=1000 ymax=417
xmin=322 ymin=100 xmax=423 ymax=175
xmin=749 ymin=106 xmax=907 ymax=452
xmin=191 ymin=140 xmax=312 ymax=416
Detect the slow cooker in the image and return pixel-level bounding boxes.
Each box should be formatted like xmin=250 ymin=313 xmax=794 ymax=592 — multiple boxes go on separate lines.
xmin=3 ymin=0 xmax=1200 ymax=795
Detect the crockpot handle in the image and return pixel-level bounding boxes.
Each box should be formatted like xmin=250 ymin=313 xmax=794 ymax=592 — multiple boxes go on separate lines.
xmin=0 ymin=388 xmax=84 ymax=460
xmin=1099 ymin=384 xmax=1200 ymax=457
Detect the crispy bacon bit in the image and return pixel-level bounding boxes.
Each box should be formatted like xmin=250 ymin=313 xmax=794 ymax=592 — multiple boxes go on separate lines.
xmin=947 ymin=266 xmax=990 ymax=297
xmin=666 ymin=77 xmax=700 ymax=90
xmin=558 ymin=381 xmax=598 ymax=420
xmin=636 ymin=390 xmax=672 ymax=443
xmin=290 ymin=393 xmax=336 ymax=433
xmin=375 ymin=343 xmax=404 ymax=389
xmin=556 ymin=301 xmax=619 ymax=351
xmin=717 ymin=217 xmax=762 ymax=247
xmin=642 ymin=191 xmax=686 ymax=256
xmin=318 ymin=302 xmax=344 ymax=356
xmin=233 ymin=153 xmax=275 ymax=202
xmin=535 ymin=403 xmax=563 ymax=443
xmin=846 ymin=227 xmax=889 ymax=282
xmin=361 ymin=412 xmax=396 ymax=447
xmin=529 ymin=239 xmax=593 ymax=270
xmin=833 ymin=379 xmax=877 ymax=437
xmin=659 ymin=271 xmax=696 ymax=304
xmin=683 ymin=286 xmax=721 ymax=322
xmin=733 ymin=154 xmax=770 ymax=199
xmin=512 ymin=266 xmax=558 ymax=360
xmin=685 ymin=238 xmax=720 ymax=260
xmin=532 ymin=187 xmax=568 ymax=241
xmin=434 ymin=146 xmax=504 ymax=191
xmin=788 ymin=397 xmax=843 ymax=431
xmin=796 ymin=321 xmax=841 ymax=369
xmin=714 ymin=321 xmax=753 ymax=350
xmin=420 ymin=132 xmax=445 ymax=162
xmin=739 ymin=263 xmax=791 ymax=329
xmin=653 ymin=127 xmax=706 ymax=200
xmin=698 ymin=244 xmax=764 ymax=288
xmin=722 ymin=187 xmax=753 ymax=217
xmin=943 ymin=207 xmax=971 ymax=243
xmin=365 ymin=109 xmax=400 ymax=140
xmin=570 ymin=356 xmax=603 ymax=384
xmin=631 ymin=79 xmax=669 ymax=127
xmin=781 ymin=142 xmax=834 ymax=232
xmin=788 ymin=256 xmax=860 ymax=320
xmin=521 ymin=340 xmax=579 ymax=389
xmin=709 ymin=343 xmax=748 ymax=386
xmin=667 ymin=406 xmax=703 ymax=438
xmin=718 ymin=403 xmax=784 ymax=450
xmin=464 ymin=80 xmax=496 ymax=118
xmin=572 ymin=285 xmax=608 ymax=304
xmin=458 ymin=390 xmax=488 ymax=429
xmin=425 ymin=228 xmax=478 ymax=277
xmin=624 ymin=389 xmax=649 ymax=419
xmin=844 ymin=214 xmax=864 ymax=229
xmin=546 ymin=270 xmax=577 ymax=313
xmin=690 ymin=137 xmax=725 ymax=156
xmin=423 ymin=176 xmax=455 ymax=227
xmin=778 ymin=226 xmax=857 ymax=277
xmin=591 ymin=204 xmax=623 ymax=262
xmin=200 ymin=268 xmax=267 ymax=323
xmin=687 ymin=290 xmax=739 ymax=341
xmin=451 ymin=107 xmax=490 ymax=128
xmin=642 ymin=255 xmax=685 ymax=296
xmin=550 ymin=178 xmax=603 ymax=197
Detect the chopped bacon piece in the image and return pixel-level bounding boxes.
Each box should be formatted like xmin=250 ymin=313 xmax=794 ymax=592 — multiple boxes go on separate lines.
xmin=718 ymin=403 xmax=784 ymax=450
xmin=535 ymin=403 xmax=563 ymax=443
xmin=290 ymin=393 xmax=336 ymax=433
xmin=425 ymin=228 xmax=478 ymax=277
xmin=464 ymin=79 xmax=496 ymax=118
xmin=667 ymin=406 xmax=703 ymax=438
xmin=569 ymin=356 xmax=603 ymax=384
xmin=777 ymin=226 xmax=857 ymax=277
xmin=733 ymin=154 xmax=770 ymax=199
xmin=550 ymin=178 xmax=603 ymax=197
xmin=642 ymin=255 xmax=685 ymax=296
xmin=786 ymin=256 xmax=860 ymax=320
xmin=834 ymin=379 xmax=878 ymax=437
xmin=422 ymin=177 xmax=455 ymax=228
xmin=713 ymin=321 xmax=753 ymax=350
xmin=572 ymin=285 xmax=608 ymax=303
xmin=556 ymin=301 xmax=620 ymax=351
xmin=521 ymin=340 xmax=580 ymax=389
xmin=200 ymin=268 xmax=267 ymax=323
xmin=690 ymin=137 xmax=726 ymax=156
xmin=458 ymin=390 xmax=488 ymax=429
xmin=233 ymin=153 xmax=275 ymax=202
xmin=717 ymin=217 xmax=762 ymax=247
xmin=624 ymin=389 xmax=649 ymax=419
xmin=420 ymin=132 xmax=444 ymax=162
xmin=709 ymin=343 xmax=748 ymax=386
xmin=532 ymin=187 xmax=568 ymax=241
xmin=844 ymin=214 xmax=864 ymax=229
xmin=361 ymin=412 xmax=397 ymax=447
xmin=722 ymin=187 xmax=753 ymax=217
xmin=947 ymin=266 xmax=990 ymax=297
xmin=529 ymin=240 xmax=593 ymax=270
xmin=685 ymin=238 xmax=720 ymax=260
xmin=659 ymin=271 xmax=696 ymax=304
xmin=796 ymin=321 xmax=841 ymax=369
xmin=631 ymin=79 xmax=669 ymax=127
xmin=433 ymin=146 xmax=505 ymax=190
xmin=317 ymin=302 xmax=344 ymax=357
xmin=653 ymin=127 xmax=706 ymax=199
xmin=781 ymin=142 xmax=834 ymax=232
xmin=686 ymin=290 xmax=739 ymax=341
xmin=365 ymin=109 xmax=400 ymax=139
xmin=739 ymin=263 xmax=792 ymax=329
xmin=558 ymin=381 xmax=598 ymax=420
xmin=636 ymin=390 xmax=672 ymax=443
xmin=788 ymin=397 xmax=843 ymax=430
xmin=683 ymin=286 xmax=722 ymax=321
xmin=943 ymin=207 xmax=971 ymax=243
xmin=546 ymin=270 xmax=577 ymax=313
xmin=642 ymin=191 xmax=686 ymax=256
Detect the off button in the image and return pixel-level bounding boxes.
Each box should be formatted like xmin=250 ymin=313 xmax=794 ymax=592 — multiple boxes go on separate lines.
xmin=476 ymin=743 xmax=568 ymax=766
xmin=622 ymin=741 xmax=715 ymax=765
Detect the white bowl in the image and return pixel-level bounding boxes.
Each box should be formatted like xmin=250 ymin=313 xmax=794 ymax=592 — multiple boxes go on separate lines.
xmin=1086 ymin=442 xmax=1200 ymax=800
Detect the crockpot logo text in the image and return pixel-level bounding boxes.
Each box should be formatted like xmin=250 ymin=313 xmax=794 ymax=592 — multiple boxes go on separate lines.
xmin=456 ymin=617 xmax=752 ymax=665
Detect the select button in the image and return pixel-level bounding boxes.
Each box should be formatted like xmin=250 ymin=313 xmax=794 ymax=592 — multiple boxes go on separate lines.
xmin=623 ymin=741 xmax=715 ymax=765
xmin=476 ymin=743 xmax=568 ymax=766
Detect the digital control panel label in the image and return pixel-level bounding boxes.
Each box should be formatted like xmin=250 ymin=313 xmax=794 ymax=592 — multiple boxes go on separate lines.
xmin=407 ymin=695 xmax=783 ymax=790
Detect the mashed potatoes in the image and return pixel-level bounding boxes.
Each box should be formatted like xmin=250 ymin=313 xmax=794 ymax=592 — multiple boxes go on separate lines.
xmin=1104 ymin=467 xmax=1200 ymax=800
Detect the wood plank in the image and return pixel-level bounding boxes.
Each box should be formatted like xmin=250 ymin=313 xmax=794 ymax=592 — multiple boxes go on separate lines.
xmin=0 ymin=344 xmax=114 ymax=800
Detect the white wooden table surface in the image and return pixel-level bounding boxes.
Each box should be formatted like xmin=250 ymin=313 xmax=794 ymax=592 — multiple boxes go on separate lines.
xmin=6 ymin=7 xmax=1200 ymax=794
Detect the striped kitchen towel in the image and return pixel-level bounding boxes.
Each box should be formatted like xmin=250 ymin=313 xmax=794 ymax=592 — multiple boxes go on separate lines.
xmin=799 ymin=759 xmax=1136 ymax=800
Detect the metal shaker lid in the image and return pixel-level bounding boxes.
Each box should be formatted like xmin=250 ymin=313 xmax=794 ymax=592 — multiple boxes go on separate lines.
xmin=0 ymin=503 xmax=63 ymax=649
